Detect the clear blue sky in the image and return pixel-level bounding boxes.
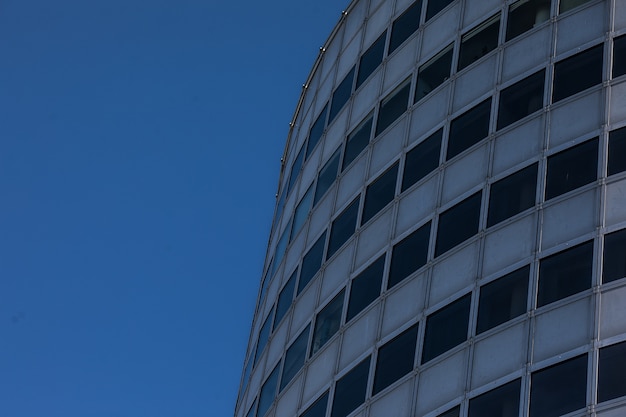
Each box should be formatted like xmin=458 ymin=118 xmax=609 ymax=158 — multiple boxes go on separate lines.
xmin=0 ymin=1 xmax=343 ymax=416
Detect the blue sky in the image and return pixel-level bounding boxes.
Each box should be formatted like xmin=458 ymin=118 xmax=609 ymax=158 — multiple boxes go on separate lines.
xmin=0 ymin=1 xmax=343 ymax=416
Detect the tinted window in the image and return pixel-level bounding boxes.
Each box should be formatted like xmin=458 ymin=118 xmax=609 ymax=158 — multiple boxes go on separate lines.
xmin=537 ymin=241 xmax=593 ymax=307
xmin=599 ymin=341 xmax=626 ymax=402
xmin=389 ymin=0 xmax=423 ymax=53
xmin=356 ymin=32 xmax=386 ymax=88
xmin=376 ymin=79 xmax=411 ymax=135
xmin=298 ymin=231 xmax=327 ymax=294
xmin=301 ymin=391 xmax=329 ymax=417
xmin=373 ymin=324 xmax=418 ymax=395
xmin=426 ymin=0 xmax=455 ymax=21
xmin=603 ymin=228 xmax=626 ymax=284
xmin=614 ymin=35 xmax=626 ymax=78
xmin=311 ymin=290 xmax=345 ymax=356
xmin=362 ymin=162 xmax=399 ymax=225
xmin=559 ymin=0 xmax=592 ymax=13
xmin=497 ymin=69 xmax=545 ymax=129
xmin=529 ymin=355 xmax=587 ymax=417
xmin=274 ymin=269 xmax=297 ymax=329
xmin=608 ymin=126 xmax=626 ymax=176
xmin=280 ymin=325 xmax=310 ymax=391
xmin=437 ymin=406 xmax=460 ymax=417
xmin=314 ymin=149 xmax=340 ymax=205
xmin=545 ymin=138 xmax=598 ymax=200
xmin=553 ymin=44 xmax=603 ymax=102
xmin=477 ymin=266 xmax=529 ymax=334
xmin=347 ymin=255 xmax=385 ymax=321
xmin=327 ymin=197 xmax=359 ymax=259
xmin=254 ymin=310 xmax=275 ymax=365
xmin=257 ymin=362 xmax=280 ymax=417
xmin=329 ymin=67 xmax=355 ymax=123
xmin=469 ymin=378 xmax=521 ymax=417
xmin=458 ymin=15 xmax=500 ymax=71
xmin=487 ymin=163 xmax=537 ymax=227
xmin=330 ymin=357 xmax=370 ymax=417
xmin=292 ymin=184 xmax=314 ymax=240
xmin=388 ymin=221 xmax=431 ymax=288
xmin=273 ymin=223 xmax=291 ymax=276
xmin=241 ymin=355 xmax=254 ymax=397
xmin=306 ymin=104 xmax=328 ymax=158
xmin=402 ymin=129 xmax=442 ymax=191
xmin=421 ymin=294 xmax=471 ymax=363
xmin=288 ymin=145 xmax=306 ymax=193
xmin=415 ymin=45 xmax=453 ymax=102
xmin=447 ymin=98 xmax=491 ymax=159
xmin=435 ymin=191 xmax=482 ymax=257
xmin=506 ymin=0 xmax=551 ymax=41
xmin=343 ymin=116 xmax=372 ymax=170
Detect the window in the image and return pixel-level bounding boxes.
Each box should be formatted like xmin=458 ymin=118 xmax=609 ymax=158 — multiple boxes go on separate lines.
xmin=497 ymin=69 xmax=545 ymax=129
xmin=298 ymin=231 xmax=327 ymax=294
xmin=426 ymin=0 xmax=455 ymax=21
xmin=603 ymin=228 xmax=626 ymax=284
xmin=506 ymin=0 xmax=551 ymax=41
xmin=342 ymin=116 xmax=372 ymax=170
xmin=537 ymin=240 xmax=593 ymax=307
xmin=375 ymin=78 xmax=411 ymax=135
xmin=361 ymin=162 xmax=399 ymax=225
xmin=389 ymin=0 xmax=423 ymax=54
xmin=330 ymin=357 xmax=370 ymax=417
xmin=458 ymin=15 xmax=500 ymax=71
xmin=347 ymin=255 xmax=385 ymax=321
xmin=402 ymin=129 xmax=442 ymax=191
xmin=599 ymin=341 xmax=626 ymax=402
xmin=327 ymin=197 xmax=359 ymax=259
xmin=292 ymin=184 xmax=314 ymax=240
xmin=421 ymin=294 xmax=471 ymax=363
xmin=287 ymin=145 xmax=306 ymax=194
xmin=469 ymin=378 xmax=521 ymax=417
xmin=437 ymin=406 xmax=460 ymax=417
xmin=306 ymin=104 xmax=328 ymax=158
xmin=388 ymin=221 xmax=432 ymax=288
xmin=529 ymin=355 xmax=587 ymax=417
xmin=272 ymin=223 xmax=291 ymax=276
xmin=314 ymin=149 xmax=340 ymax=205
xmin=301 ymin=391 xmax=329 ymax=417
xmin=447 ymin=98 xmax=491 ymax=160
xmin=559 ymin=0 xmax=592 ymax=13
xmin=545 ymin=138 xmax=598 ymax=200
xmin=415 ymin=45 xmax=453 ymax=102
xmin=435 ymin=191 xmax=482 ymax=257
xmin=311 ymin=290 xmax=345 ymax=356
xmin=254 ymin=309 xmax=274 ymax=365
xmin=552 ymin=44 xmax=603 ymax=102
xmin=246 ymin=402 xmax=256 ymax=417
xmin=477 ymin=266 xmax=529 ymax=334
xmin=274 ymin=269 xmax=297 ymax=329
xmin=280 ymin=325 xmax=310 ymax=391
xmin=257 ymin=362 xmax=280 ymax=417
xmin=241 ymin=356 xmax=254 ymax=397
xmin=608 ymin=126 xmax=626 ymax=176
xmin=356 ymin=31 xmax=387 ymax=88
xmin=487 ymin=163 xmax=537 ymax=227
xmin=614 ymin=34 xmax=626 ymax=78
xmin=329 ymin=67 xmax=355 ymax=123
xmin=373 ymin=324 xmax=418 ymax=395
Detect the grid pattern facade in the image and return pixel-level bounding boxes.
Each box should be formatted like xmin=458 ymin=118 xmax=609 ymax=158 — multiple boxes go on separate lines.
xmin=235 ymin=0 xmax=626 ymax=416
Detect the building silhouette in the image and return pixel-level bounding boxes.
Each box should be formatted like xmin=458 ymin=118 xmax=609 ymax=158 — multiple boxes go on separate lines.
xmin=235 ymin=0 xmax=626 ymax=416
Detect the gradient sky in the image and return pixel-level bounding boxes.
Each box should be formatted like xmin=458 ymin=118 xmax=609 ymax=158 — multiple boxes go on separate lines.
xmin=0 ymin=1 xmax=345 ymax=416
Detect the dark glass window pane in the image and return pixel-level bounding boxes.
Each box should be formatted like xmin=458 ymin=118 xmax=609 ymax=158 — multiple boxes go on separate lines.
xmin=288 ymin=145 xmax=306 ymax=194
xmin=599 ymin=341 xmax=626 ymax=402
xmin=347 ymin=255 xmax=385 ymax=321
xmin=537 ymin=241 xmax=593 ymax=307
xmin=608 ymin=126 xmax=626 ymax=176
xmin=245 ymin=401 xmax=256 ymax=417
xmin=298 ymin=231 xmax=327 ymax=294
xmin=530 ymin=355 xmax=587 ymax=417
xmin=477 ymin=266 xmax=529 ymax=334
xmin=435 ymin=191 xmax=482 ymax=257
xmin=437 ymin=406 xmax=460 ymax=417
xmin=415 ymin=45 xmax=453 ymax=102
xmin=254 ymin=309 xmax=275 ymax=365
xmin=327 ymin=197 xmax=359 ymax=259
xmin=273 ymin=223 xmax=291 ymax=276
xmin=552 ymin=44 xmax=603 ymax=102
xmin=426 ymin=0 xmax=455 ymax=21
xmin=469 ymin=379 xmax=521 ymax=417
xmin=301 ymin=391 xmax=329 ymax=417
xmin=389 ymin=0 xmax=423 ymax=53
xmin=559 ymin=0 xmax=592 ymax=13
xmin=458 ymin=15 xmax=500 ymax=71
xmin=376 ymin=79 xmax=411 ymax=136
xmin=280 ymin=325 xmax=310 ymax=391
xmin=362 ymin=162 xmax=399 ymax=225
xmin=447 ymin=98 xmax=491 ymax=160
xmin=487 ymin=163 xmax=537 ymax=227
xmin=314 ymin=149 xmax=341 ymax=205
xmin=402 ymin=129 xmax=442 ymax=191
xmin=373 ymin=324 xmax=418 ymax=395
xmin=329 ymin=67 xmax=355 ymax=123
xmin=545 ymin=138 xmax=598 ymax=200
xmin=497 ymin=69 xmax=545 ymax=129
xmin=356 ymin=32 xmax=387 ymax=88
xmin=306 ymin=104 xmax=328 ymax=159
xmin=274 ymin=269 xmax=297 ymax=329
xmin=311 ymin=290 xmax=345 ymax=356
xmin=421 ymin=294 xmax=471 ymax=363
xmin=506 ymin=0 xmax=551 ymax=41
xmin=292 ymin=183 xmax=314 ymax=240
xmin=614 ymin=35 xmax=626 ymax=78
xmin=343 ymin=116 xmax=373 ymax=170
xmin=604 ymin=228 xmax=626 ymax=284
xmin=388 ymin=221 xmax=432 ymax=288
xmin=330 ymin=357 xmax=370 ymax=417
xmin=257 ymin=363 xmax=280 ymax=417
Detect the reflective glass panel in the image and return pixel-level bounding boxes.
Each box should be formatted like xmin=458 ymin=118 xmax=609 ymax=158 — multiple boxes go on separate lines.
xmin=614 ymin=34 xmax=626 ymax=78
xmin=426 ymin=0 xmax=455 ymax=21
xmin=342 ymin=116 xmax=372 ymax=170
xmin=254 ymin=309 xmax=275 ymax=365
xmin=375 ymin=78 xmax=411 ymax=135
xmin=477 ymin=265 xmax=529 ymax=334
xmin=447 ymin=98 xmax=491 ymax=160
xmin=487 ymin=163 xmax=537 ymax=227
xmin=458 ymin=15 xmax=500 ymax=71
xmin=506 ymin=0 xmax=551 ymax=41
xmin=599 ymin=341 xmax=626 ymax=402
xmin=330 ymin=357 xmax=370 ymax=417
xmin=388 ymin=221 xmax=431 ymax=288
xmin=301 ymin=391 xmax=329 ymax=417
xmin=356 ymin=31 xmax=387 ymax=88
xmin=347 ymin=255 xmax=385 ymax=321
xmin=311 ymin=290 xmax=345 ymax=356
xmin=469 ymin=378 xmax=521 ymax=417
xmin=306 ymin=104 xmax=328 ymax=158
xmin=362 ymin=162 xmax=399 ymax=225
xmin=274 ymin=269 xmax=297 ymax=329
xmin=559 ymin=0 xmax=592 ymax=13
xmin=545 ymin=138 xmax=598 ymax=200
xmin=314 ymin=149 xmax=340 ymax=205
xmin=608 ymin=126 xmax=626 ymax=176
xmin=329 ymin=67 xmax=355 ymax=123
xmin=257 ymin=362 xmax=280 ymax=417
xmin=529 ymin=355 xmax=587 ymax=417
xmin=298 ymin=231 xmax=327 ymax=294
xmin=288 ymin=145 xmax=306 ymax=194
xmin=497 ymin=69 xmax=545 ymax=129
xmin=421 ymin=294 xmax=471 ymax=363
xmin=402 ymin=129 xmax=442 ymax=191
xmin=415 ymin=45 xmax=453 ymax=102
xmin=292 ymin=183 xmax=314 ymax=240
xmin=280 ymin=324 xmax=310 ymax=391
xmin=435 ymin=191 xmax=482 ymax=257
xmin=603 ymin=228 xmax=626 ymax=284
xmin=437 ymin=406 xmax=460 ymax=417
xmin=389 ymin=0 xmax=423 ymax=53
xmin=327 ymin=197 xmax=359 ymax=259
xmin=373 ymin=324 xmax=418 ymax=395
xmin=552 ymin=44 xmax=603 ymax=102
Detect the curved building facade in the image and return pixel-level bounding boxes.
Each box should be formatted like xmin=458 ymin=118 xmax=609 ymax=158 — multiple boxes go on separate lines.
xmin=235 ymin=0 xmax=626 ymax=416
